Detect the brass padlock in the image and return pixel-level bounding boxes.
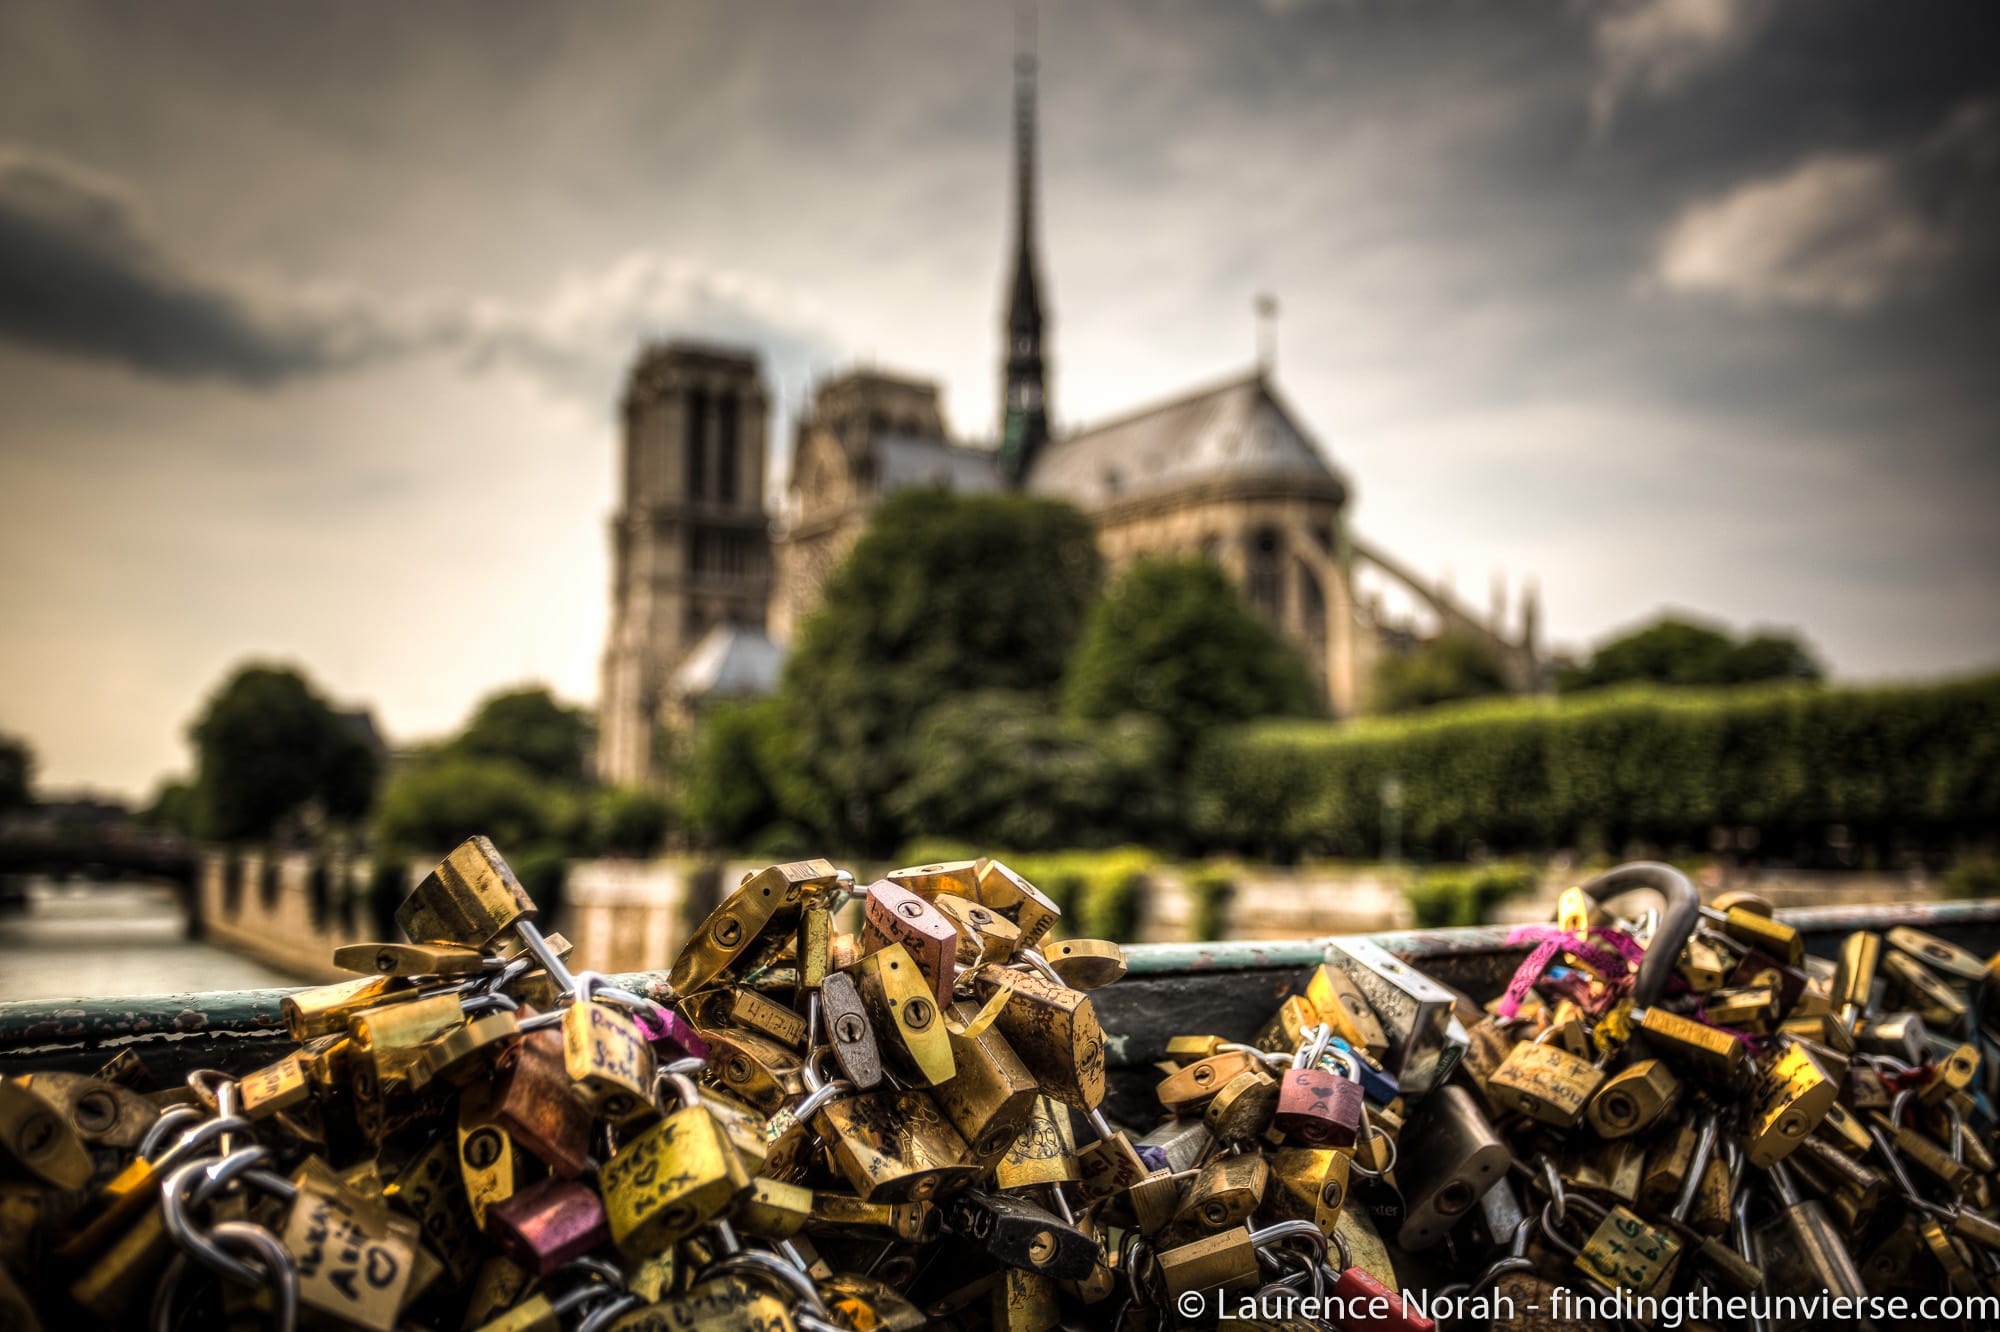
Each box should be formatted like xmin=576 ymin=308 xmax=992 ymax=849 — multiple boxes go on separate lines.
xmin=333 ymin=940 xmax=488 ymax=977
xmin=1486 ymin=1031 xmax=1606 ymax=1127
xmin=974 ymin=859 xmax=1061 ymax=952
xmin=280 ymin=974 xmax=414 ymax=1042
xmin=597 ymin=1072 xmax=749 ymax=1254
xmin=1156 ymin=1049 xmax=1261 ymax=1113
xmin=1202 ymin=1067 xmax=1279 ymax=1144
xmin=1268 ymin=1145 xmax=1349 ymax=1238
xmin=281 ymin=1164 xmax=418 ymax=1331
xmin=1305 ymin=962 xmax=1391 ymax=1058
xmin=1044 ymin=939 xmax=1126 ymax=990
xmin=1573 ymin=1199 xmax=1681 ymax=1296
xmin=1171 ymin=1152 xmax=1269 ymax=1238
xmin=851 ymin=943 xmax=955 ymax=1086
xmin=716 ymin=986 xmax=809 ymax=1049
xmin=0 ymin=1081 xmax=95 ymax=1191
xmin=1584 ymin=1058 xmax=1680 ymax=1138
xmin=931 ymin=1003 xmax=1041 ymax=1168
xmin=814 ymin=1087 xmax=979 ymax=1202
xmin=1743 ymin=1038 xmax=1837 ymax=1167
xmin=1636 ymin=1006 xmax=1745 ymax=1082
xmin=561 ymin=999 xmax=657 ymax=1126
xmin=670 ymin=859 xmax=834 ymax=994
xmin=932 ymin=893 xmax=1023 ymax=967
xmin=456 ymin=1083 xmax=522 ymax=1228
xmin=973 ymin=965 xmax=1106 ymax=1110
xmin=993 ymin=1094 xmax=1080 ymax=1190
xmin=397 ymin=835 xmax=538 ymax=949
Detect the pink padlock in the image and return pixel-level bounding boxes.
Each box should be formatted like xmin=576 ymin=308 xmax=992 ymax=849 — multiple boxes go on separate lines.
xmin=486 ymin=1176 xmax=611 ymax=1274
xmin=634 ymin=1004 xmax=711 ymax=1063
xmin=1272 ymin=1024 xmax=1365 ymax=1148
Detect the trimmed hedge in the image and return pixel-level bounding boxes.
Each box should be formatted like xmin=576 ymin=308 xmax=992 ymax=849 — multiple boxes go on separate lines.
xmin=1406 ymin=862 xmax=1538 ymax=928
xmin=1188 ymin=676 xmax=2000 ymax=862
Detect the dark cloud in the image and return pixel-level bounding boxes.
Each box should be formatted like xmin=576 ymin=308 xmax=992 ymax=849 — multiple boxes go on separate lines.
xmin=0 ymin=149 xmax=353 ymax=382
xmin=0 ymin=147 xmax=838 ymax=402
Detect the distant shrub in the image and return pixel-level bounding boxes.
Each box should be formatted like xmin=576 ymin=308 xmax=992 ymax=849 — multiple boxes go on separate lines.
xmin=1944 ymin=858 xmax=2000 ymax=901
xmin=1406 ymin=862 xmax=1538 ymax=928
xmin=1185 ymin=864 xmax=1237 ymax=941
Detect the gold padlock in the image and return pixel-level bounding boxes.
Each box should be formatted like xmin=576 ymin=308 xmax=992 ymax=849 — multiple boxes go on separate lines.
xmin=931 ymin=1006 xmax=1041 ymax=1168
xmin=1485 ymin=1034 xmax=1605 ymax=1127
xmin=1171 ymin=1152 xmax=1269 ymax=1237
xmin=332 ymin=941 xmax=488 ymax=977
xmin=974 ymin=859 xmax=1062 ymax=952
xmin=1743 ymin=1039 xmax=1837 ymax=1167
xmin=851 ymin=943 xmax=955 ymax=1086
xmin=993 ymin=1094 xmax=1080 ymax=1190
xmin=396 ymin=835 xmax=539 ymax=949
xmin=1585 ymin=1059 xmax=1680 ymax=1138
xmin=1269 ymin=1145 xmax=1349 ymax=1238
xmin=598 ymin=1079 xmax=750 ymax=1254
xmin=973 ymin=965 xmax=1105 ymax=1110
xmin=560 ymin=1000 xmax=656 ymax=1126
xmin=814 ymin=1088 xmax=980 ymax=1202
xmin=670 ymin=859 xmax=835 ymax=995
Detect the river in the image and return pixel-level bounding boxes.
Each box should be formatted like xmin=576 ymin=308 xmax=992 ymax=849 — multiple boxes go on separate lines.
xmin=0 ymin=878 xmax=304 ymax=1000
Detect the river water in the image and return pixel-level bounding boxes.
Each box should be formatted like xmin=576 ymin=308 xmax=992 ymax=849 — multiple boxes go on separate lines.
xmin=0 ymin=878 xmax=303 ymax=1000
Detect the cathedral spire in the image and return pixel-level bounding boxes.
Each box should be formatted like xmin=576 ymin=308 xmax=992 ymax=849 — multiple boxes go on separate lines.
xmin=997 ymin=0 xmax=1050 ymax=487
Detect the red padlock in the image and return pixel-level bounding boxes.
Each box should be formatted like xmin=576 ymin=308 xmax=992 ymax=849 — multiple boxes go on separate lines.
xmin=486 ymin=1176 xmax=610 ymax=1274
xmin=490 ymin=1026 xmax=593 ymax=1177
xmin=1273 ymin=1025 xmax=1365 ymax=1148
xmin=1326 ymin=1221 xmax=1436 ymax=1332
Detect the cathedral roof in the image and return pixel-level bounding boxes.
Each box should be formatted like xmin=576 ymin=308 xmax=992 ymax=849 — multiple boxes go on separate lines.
xmin=1025 ymin=371 xmax=1343 ymax=511
xmin=874 ymin=433 xmax=1004 ymax=495
xmin=670 ymin=623 xmax=785 ymax=702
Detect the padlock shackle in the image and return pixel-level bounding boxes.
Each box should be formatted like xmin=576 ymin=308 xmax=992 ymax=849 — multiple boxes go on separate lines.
xmin=1574 ymin=861 xmax=1699 ymax=1008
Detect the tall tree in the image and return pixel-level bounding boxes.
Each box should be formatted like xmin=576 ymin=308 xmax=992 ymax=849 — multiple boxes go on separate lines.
xmin=1372 ymin=632 xmax=1511 ymax=713
xmin=188 ymin=664 xmax=381 ymax=841
xmin=451 ymin=686 xmax=594 ymax=784
xmin=1065 ymin=558 xmax=1318 ymax=764
xmin=783 ymin=489 xmax=1104 ymax=852
xmin=1559 ymin=616 xmax=1822 ymax=693
xmin=0 ymin=733 xmax=32 ymax=814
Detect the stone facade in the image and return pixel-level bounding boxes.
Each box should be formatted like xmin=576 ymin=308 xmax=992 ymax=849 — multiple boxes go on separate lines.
xmin=597 ymin=345 xmax=773 ymax=786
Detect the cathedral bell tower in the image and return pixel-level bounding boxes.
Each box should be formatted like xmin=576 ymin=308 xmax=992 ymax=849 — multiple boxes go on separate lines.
xmin=597 ymin=344 xmax=772 ymax=785
xmin=996 ymin=5 xmax=1051 ymax=487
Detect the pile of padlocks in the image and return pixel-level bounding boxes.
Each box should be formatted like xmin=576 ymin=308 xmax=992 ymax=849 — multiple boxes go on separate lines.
xmin=2 ymin=843 xmax=1998 ymax=1330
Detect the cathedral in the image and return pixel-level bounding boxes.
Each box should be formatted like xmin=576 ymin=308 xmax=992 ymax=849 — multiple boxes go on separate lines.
xmin=596 ymin=29 xmax=1540 ymax=787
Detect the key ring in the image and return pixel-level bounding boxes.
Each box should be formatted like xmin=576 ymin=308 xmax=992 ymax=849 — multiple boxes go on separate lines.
xmin=151 ymin=1217 xmax=298 ymax=1332
xmin=1349 ymin=1114 xmax=1397 ymax=1178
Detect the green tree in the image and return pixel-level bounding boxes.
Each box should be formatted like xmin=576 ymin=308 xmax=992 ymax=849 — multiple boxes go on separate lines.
xmin=1372 ymin=632 xmax=1511 ymax=713
xmin=188 ymin=664 xmax=382 ymax=841
xmin=451 ymin=686 xmax=594 ymax=785
xmin=590 ymin=785 xmax=675 ymax=857
xmin=888 ymin=691 xmax=1174 ymax=851
xmin=372 ymin=756 xmax=575 ymax=855
xmin=683 ymin=701 xmax=793 ymax=849
xmin=1559 ymin=616 xmax=1821 ymax=694
xmin=783 ymin=489 xmax=1104 ymax=852
xmin=1723 ymin=632 xmax=1823 ymax=685
xmin=0 ymin=733 xmax=32 ymax=813
xmin=138 ymin=778 xmax=196 ymax=835
xmin=1065 ymin=558 xmax=1318 ymax=764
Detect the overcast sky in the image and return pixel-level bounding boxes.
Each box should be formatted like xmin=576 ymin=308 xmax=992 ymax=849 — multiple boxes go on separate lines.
xmin=2 ymin=0 xmax=1996 ymax=798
